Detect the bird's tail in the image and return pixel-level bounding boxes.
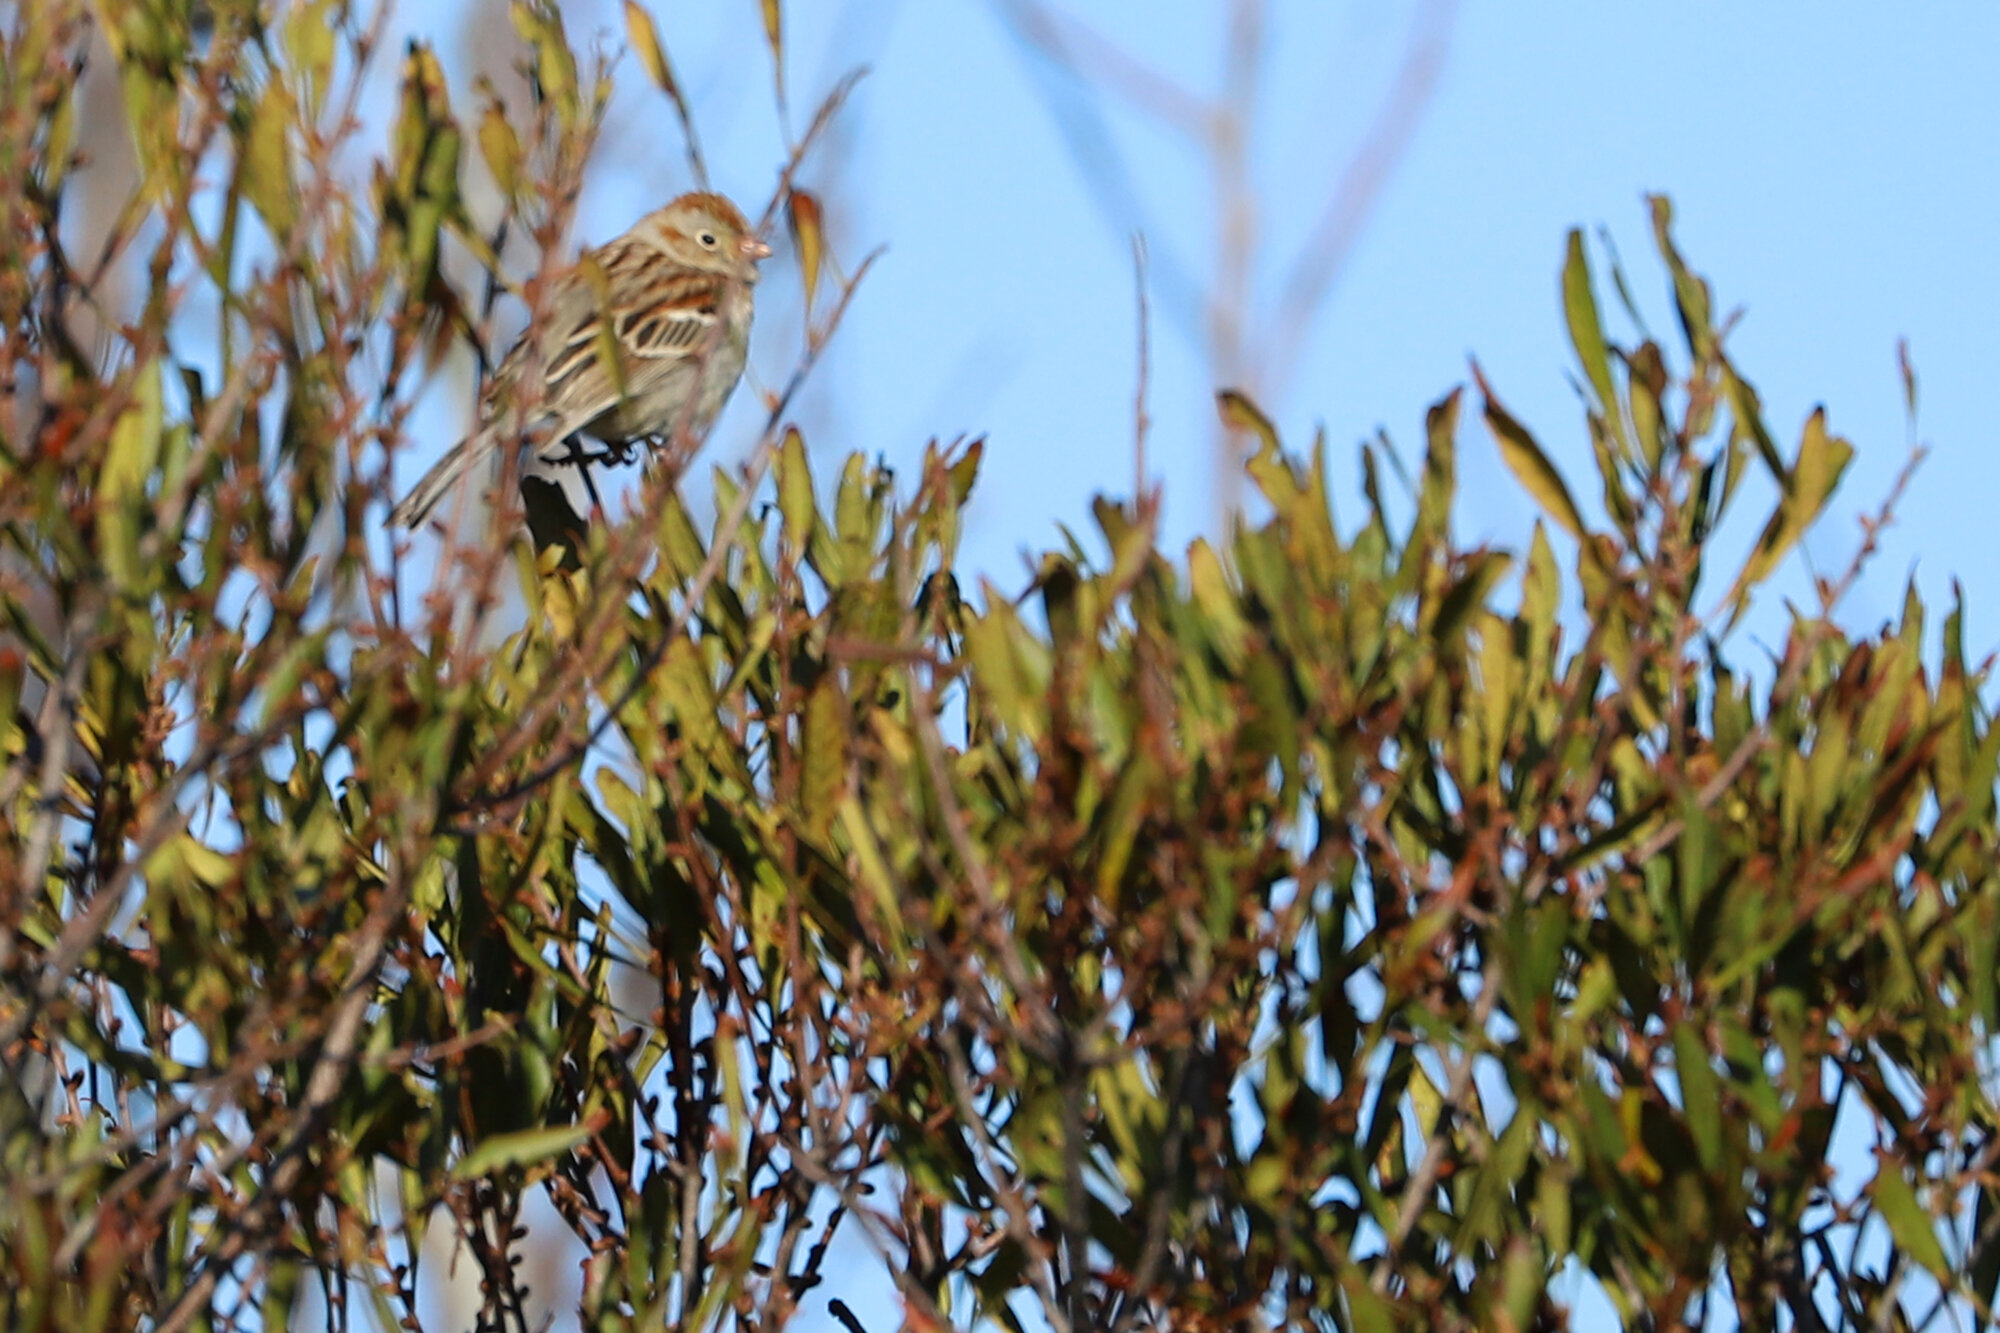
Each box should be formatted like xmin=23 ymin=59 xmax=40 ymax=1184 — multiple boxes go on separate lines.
xmin=387 ymin=429 xmax=493 ymax=529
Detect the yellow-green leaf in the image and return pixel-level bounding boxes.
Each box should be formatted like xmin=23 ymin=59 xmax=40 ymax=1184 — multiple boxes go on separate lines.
xmin=1724 ymin=367 xmax=1786 ymax=481
xmin=1187 ymin=538 xmax=1249 ymax=671
xmin=103 ymin=361 xmax=164 ymax=510
xmin=799 ymin=680 xmax=845 ymax=838
xmin=776 ymin=424 xmax=816 ymax=558
xmin=1871 ymin=1165 xmax=1950 ymax=1278
xmin=284 ymin=0 xmax=339 ymax=115
xmin=1562 ymin=229 xmax=1618 ymax=433
xmin=478 ymin=102 xmax=522 ymax=199
xmin=242 ymin=81 xmax=297 ymax=236
xmin=623 ymin=1 xmax=675 ymax=95
xmin=1413 ymin=387 xmax=1460 ymax=552
xmin=145 ymin=834 xmax=236 ymax=894
xmin=1217 ymin=389 xmax=1279 ymax=457
xmin=41 ymin=85 xmax=76 ymax=194
xmin=511 ymin=2 xmax=579 ymax=117
xmin=1650 ymin=194 xmax=1715 ymax=357
xmin=1478 ymin=369 xmax=1586 ymax=542
xmin=452 ymin=1120 xmax=598 ymax=1181
xmin=1723 ymin=407 xmax=1852 ymax=624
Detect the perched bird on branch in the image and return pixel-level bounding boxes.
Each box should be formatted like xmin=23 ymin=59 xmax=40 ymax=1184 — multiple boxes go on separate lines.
xmin=389 ymin=191 xmax=769 ymax=529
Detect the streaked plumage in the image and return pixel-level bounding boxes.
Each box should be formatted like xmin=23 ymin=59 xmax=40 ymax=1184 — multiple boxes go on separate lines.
xmin=389 ymin=192 xmax=769 ymax=529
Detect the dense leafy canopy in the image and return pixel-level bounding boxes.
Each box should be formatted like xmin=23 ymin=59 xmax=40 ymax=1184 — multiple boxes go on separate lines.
xmin=0 ymin=4 xmax=1991 ymax=1333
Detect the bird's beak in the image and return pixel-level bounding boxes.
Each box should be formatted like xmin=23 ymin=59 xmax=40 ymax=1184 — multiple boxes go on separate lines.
xmin=741 ymin=234 xmax=773 ymax=262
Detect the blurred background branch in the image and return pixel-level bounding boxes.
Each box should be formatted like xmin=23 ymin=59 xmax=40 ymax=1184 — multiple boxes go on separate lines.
xmin=992 ymin=0 xmax=1458 ymax=519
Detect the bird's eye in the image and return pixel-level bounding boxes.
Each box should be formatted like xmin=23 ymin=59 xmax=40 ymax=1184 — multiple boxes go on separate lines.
xmin=697 ymin=230 xmax=718 ymax=248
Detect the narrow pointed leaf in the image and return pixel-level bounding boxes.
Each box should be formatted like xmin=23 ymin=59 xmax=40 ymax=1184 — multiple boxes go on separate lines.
xmin=452 ymin=1120 xmax=599 ymax=1180
xmin=1217 ymin=389 xmax=1279 ymax=456
xmin=624 ymin=2 xmax=674 ymax=95
xmin=788 ymin=190 xmax=823 ymax=318
xmin=1562 ymin=230 xmax=1620 ymax=437
xmin=1475 ymin=366 xmax=1586 ymax=543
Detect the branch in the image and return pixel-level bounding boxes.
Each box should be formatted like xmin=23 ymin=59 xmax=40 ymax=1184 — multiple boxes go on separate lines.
xmin=1264 ymin=0 xmax=1458 ymax=400
xmin=154 ymin=872 xmax=409 ymax=1333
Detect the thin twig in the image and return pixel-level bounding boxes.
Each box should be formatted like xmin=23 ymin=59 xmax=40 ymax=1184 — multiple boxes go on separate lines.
xmin=994 ymin=0 xmax=1208 ymax=139
xmin=985 ymin=0 xmax=1202 ymax=336
xmin=1371 ymin=988 xmax=1491 ymax=1295
xmin=1209 ymin=0 xmax=1262 ymax=522
xmin=10 ymin=605 xmax=90 ymax=915
xmin=1265 ymin=0 xmax=1458 ymax=399
xmin=936 ymin=1034 xmax=1074 ymax=1333
xmin=1131 ymin=232 xmax=1151 ymax=499
xmin=661 ymin=53 xmax=710 ymax=192
xmin=754 ymin=69 xmax=867 ymax=238
xmin=154 ymin=872 xmax=411 ymax=1333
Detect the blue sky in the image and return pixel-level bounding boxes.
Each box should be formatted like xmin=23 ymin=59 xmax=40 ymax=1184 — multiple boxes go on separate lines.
xmin=387 ymin=1 xmax=1999 ymax=669
xmin=389 ymin=4 xmax=2000 ymax=1328
xmin=401 ymin=3 xmax=2000 ymax=660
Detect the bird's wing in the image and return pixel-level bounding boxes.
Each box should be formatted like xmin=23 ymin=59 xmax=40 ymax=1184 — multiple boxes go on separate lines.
xmin=611 ymin=269 xmax=724 ymax=360
xmin=531 ymin=263 xmax=724 ymax=436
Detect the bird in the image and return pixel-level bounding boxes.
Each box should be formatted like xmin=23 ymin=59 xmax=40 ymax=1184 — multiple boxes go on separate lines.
xmin=388 ymin=191 xmax=770 ymax=529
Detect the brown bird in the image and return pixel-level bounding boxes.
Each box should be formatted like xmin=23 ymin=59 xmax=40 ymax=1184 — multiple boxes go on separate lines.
xmin=389 ymin=191 xmax=770 ymax=528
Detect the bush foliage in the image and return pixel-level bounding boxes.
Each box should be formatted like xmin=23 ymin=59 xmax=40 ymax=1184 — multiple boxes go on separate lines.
xmin=0 ymin=3 xmax=1993 ymax=1332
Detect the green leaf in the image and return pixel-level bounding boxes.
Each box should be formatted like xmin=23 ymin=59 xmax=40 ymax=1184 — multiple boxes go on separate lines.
xmin=477 ymin=101 xmax=523 ymax=199
xmin=242 ymin=81 xmax=297 ymax=237
xmin=947 ymin=438 xmax=983 ymax=507
xmin=776 ymin=425 xmax=817 ymax=561
xmin=1871 ymin=1164 xmax=1950 ymax=1279
xmin=1091 ymin=751 xmax=1158 ymax=906
xmin=1520 ymin=522 xmax=1558 ymax=654
xmin=1477 ymin=367 xmax=1587 ymax=543
xmin=102 ymin=361 xmax=164 ymax=509
xmin=1627 ymin=341 xmax=1668 ymax=473
xmin=102 ymin=361 xmax=165 ymax=593
xmin=1218 ymin=388 xmax=1279 ymax=458
xmin=1186 ymin=538 xmax=1249 ymax=671
xmin=837 ymin=796 xmax=905 ymax=936
xmin=1412 ymin=388 xmax=1460 ymax=555
xmin=962 ymin=592 xmax=1050 ymax=744
xmin=40 ymin=80 xmax=75 ymax=195
xmin=830 ymin=453 xmax=879 ymax=584
xmin=284 ymin=0 xmax=340 ymax=115
xmin=1562 ymin=230 xmax=1624 ymax=454
xmin=799 ymin=679 xmax=845 ymax=839
xmin=1671 ymin=1022 xmax=1722 ymax=1172
xmin=386 ymin=41 xmax=463 ymax=284
xmin=1339 ymin=1268 xmax=1395 ymax=1333
xmin=1724 ymin=367 xmax=1787 ymax=482
xmin=1723 ymin=407 xmax=1853 ymax=625
xmin=1536 ymin=1165 xmax=1573 ymax=1257
xmin=1650 ymin=194 xmax=1715 ymax=358
xmin=105 ymin=4 xmax=189 ymax=201
xmin=1432 ymin=551 xmax=1508 ymax=649
xmin=452 ymin=1120 xmax=598 ymax=1181
xmin=624 ymin=1 xmax=675 ymax=95
xmin=144 ymin=835 xmax=237 ymax=894
xmin=511 ymin=2 xmax=580 ymax=118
